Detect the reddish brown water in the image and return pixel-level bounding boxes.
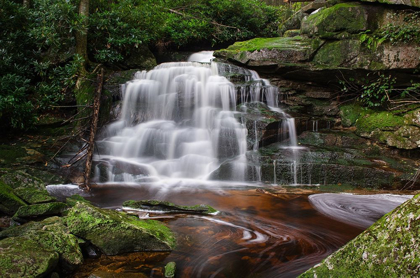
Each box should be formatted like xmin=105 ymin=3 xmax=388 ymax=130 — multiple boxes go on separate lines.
xmin=71 ymin=184 xmax=363 ymax=277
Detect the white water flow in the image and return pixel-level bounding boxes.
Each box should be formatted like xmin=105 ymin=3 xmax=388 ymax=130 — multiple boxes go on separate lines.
xmin=94 ymin=52 xmax=299 ymax=185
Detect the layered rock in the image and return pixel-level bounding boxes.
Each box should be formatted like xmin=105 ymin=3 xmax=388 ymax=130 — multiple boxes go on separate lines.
xmin=214 ymin=2 xmax=420 ymax=82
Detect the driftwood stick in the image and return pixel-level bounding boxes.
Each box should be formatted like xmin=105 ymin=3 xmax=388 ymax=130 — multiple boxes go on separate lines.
xmin=81 ymin=68 xmax=104 ymax=191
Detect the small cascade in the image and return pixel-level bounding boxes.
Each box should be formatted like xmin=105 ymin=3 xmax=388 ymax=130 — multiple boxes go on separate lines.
xmin=94 ymin=51 xmax=302 ymax=186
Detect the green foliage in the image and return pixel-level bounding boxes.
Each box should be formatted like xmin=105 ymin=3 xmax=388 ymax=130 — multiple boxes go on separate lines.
xmin=360 ymin=11 xmax=420 ymax=49
xmin=359 ymin=74 xmax=395 ymax=107
xmin=340 ymin=73 xmax=420 ymax=109
xmin=1 ymin=0 xmax=281 ymax=131
xmin=0 ymin=74 xmax=35 ymax=130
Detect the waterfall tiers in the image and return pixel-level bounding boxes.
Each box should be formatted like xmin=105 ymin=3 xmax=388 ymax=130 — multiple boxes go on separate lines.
xmin=93 ymin=51 xmax=300 ymax=186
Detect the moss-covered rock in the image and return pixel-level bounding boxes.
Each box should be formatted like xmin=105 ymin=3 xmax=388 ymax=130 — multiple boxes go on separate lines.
xmin=164 ymin=261 xmax=176 ymax=278
xmin=0 ymin=170 xmax=45 ymax=190
xmin=0 ymin=217 xmax=83 ymax=273
xmin=13 ymin=187 xmax=56 ymax=204
xmin=66 ymin=194 xmax=91 ymax=207
xmin=214 ymin=36 xmax=321 ymax=68
xmin=355 ymin=111 xmax=404 ymax=134
xmin=65 ymin=202 xmax=176 ymax=255
xmin=0 ymin=181 xmax=27 ymax=216
xmin=301 ymin=3 xmax=368 ymax=39
xmin=123 ymin=200 xmax=218 ymax=215
xmin=0 ymin=236 xmax=59 ymax=277
xmin=300 ymin=193 xmax=420 ymax=277
xmin=340 ymin=103 xmax=366 ymax=127
xmin=13 ymin=202 xmax=68 ymax=221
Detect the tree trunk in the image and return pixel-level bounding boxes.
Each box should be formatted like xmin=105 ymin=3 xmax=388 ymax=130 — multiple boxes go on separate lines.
xmin=81 ymin=68 xmax=103 ymax=191
xmin=23 ymin=0 xmax=30 ymax=8
xmin=76 ymin=0 xmax=89 ymax=65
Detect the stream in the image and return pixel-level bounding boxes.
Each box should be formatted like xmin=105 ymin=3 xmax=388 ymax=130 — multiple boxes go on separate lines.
xmin=49 ymin=51 xmax=412 ymax=277
xmin=47 ymin=183 xmax=410 ymax=277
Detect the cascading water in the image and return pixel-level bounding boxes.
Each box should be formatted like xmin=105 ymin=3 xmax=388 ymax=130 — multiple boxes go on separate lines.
xmin=93 ymin=51 xmax=299 ymax=185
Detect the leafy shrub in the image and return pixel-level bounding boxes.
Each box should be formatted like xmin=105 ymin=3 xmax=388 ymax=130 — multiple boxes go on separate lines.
xmin=0 ymin=74 xmax=35 ymax=130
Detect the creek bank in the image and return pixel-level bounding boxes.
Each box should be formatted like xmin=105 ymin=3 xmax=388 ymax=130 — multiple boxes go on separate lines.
xmin=0 ymin=167 xmax=176 ymax=277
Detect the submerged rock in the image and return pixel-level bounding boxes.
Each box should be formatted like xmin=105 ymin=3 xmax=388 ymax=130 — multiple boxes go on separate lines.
xmin=165 ymin=261 xmax=176 ymax=278
xmin=122 ymin=200 xmax=218 ymax=215
xmin=300 ymin=193 xmax=420 ymax=277
xmin=66 ymin=202 xmax=176 ymax=255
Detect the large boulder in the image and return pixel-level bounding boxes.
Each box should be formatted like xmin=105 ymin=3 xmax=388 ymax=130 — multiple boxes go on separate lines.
xmin=300 ymin=193 xmax=420 ymax=277
xmin=0 ymin=170 xmax=45 ymax=190
xmin=65 ymin=202 xmax=176 ymax=255
xmin=12 ymin=202 xmax=68 ymax=222
xmin=0 ymin=236 xmax=59 ymax=277
xmin=0 ymin=217 xmax=83 ymax=276
xmin=301 ymin=3 xmax=369 ymax=39
xmin=214 ymin=36 xmax=323 ymax=71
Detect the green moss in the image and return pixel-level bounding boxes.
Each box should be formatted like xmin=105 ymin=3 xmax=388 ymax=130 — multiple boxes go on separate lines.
xmin=65 ymin=202 xmax=176 ymax=255
xmin=0 ymin=170 xmax=45 ymax=190
xmin=13 ymin=202 xmax=68 ymax=220
xmin=66 ymin=194 xmax=91 ymax=207
xmin=13 ymin=187 xmax=56 ymax=204
xmin=165 ymin=261 xmax=176 ymax=278
xmin=300 ymin=194 xmax=420 ymax=277
xmin=217 ymin=36 xmax=313 ymax=53
xmin=0 ymin=236 xmax=59 ymax=277
xmin=313 ymin=39 xmax=362 ymax=68
xmin=123 ymin=199 xmax=218 ymax=214
xmin=302 ymin=3 xmax=368 ymax=38
xmin=0 ymin=181 xmax=27 ymax=215
xmin=356 ymin=111 xmax=405 ymax=133
xmin=0 ymin=216 xmax=83 ymax=272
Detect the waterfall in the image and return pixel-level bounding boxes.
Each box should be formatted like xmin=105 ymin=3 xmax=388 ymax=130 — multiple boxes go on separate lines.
xmin=94 ymin=51 xmax=300 ymax=185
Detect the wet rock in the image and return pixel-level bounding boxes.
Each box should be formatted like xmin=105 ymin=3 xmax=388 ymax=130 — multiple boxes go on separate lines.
xmin=300 ymin=193 xmax=420 ymax=277
xmin=0 ymin=216 xmax=83 ymax=275
xmin=0 ymin=170 xmax=45 ymax=190
xmin=13 ymin=187 xmax=56 ymax=204
xmin=0 ymin=181 xmax=27 ymax=216
xmin=0 ymin=236 xmax=59 ymax=277
xmin=123 ymin=200 xmax=218 ymax=215
xmin=238 ymin=102 xmax=286 ymax=149
xmin=165 ymin=262 xmax=176 ymax=278
xmin=12 ymin=202 xmax=68 ymax=222
xmin=66 ymin=194 xmax=92 ymax=207
xmin=66 ymin=201 xmax=176 ymax=255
